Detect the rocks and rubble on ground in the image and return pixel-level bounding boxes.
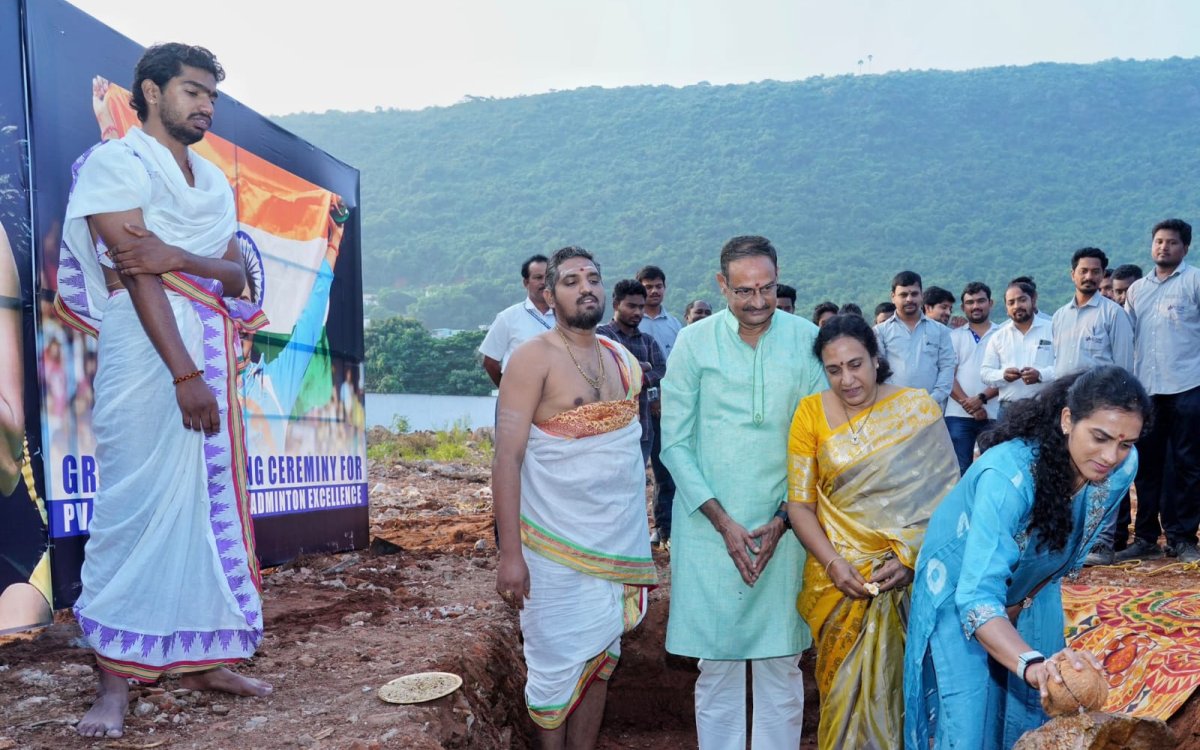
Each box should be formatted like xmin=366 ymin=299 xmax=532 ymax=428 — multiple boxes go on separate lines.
xmin=1 ymin=453 xmax=1199 ymax=749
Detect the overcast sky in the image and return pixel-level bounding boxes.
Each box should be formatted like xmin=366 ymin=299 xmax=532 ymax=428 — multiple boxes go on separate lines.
xmin=68 ymin=0 xmax=1200 ymax=116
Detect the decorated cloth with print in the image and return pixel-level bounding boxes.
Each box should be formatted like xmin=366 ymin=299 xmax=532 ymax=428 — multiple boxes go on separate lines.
xmin=1064 ymin=583 xmax=1200 ymax=722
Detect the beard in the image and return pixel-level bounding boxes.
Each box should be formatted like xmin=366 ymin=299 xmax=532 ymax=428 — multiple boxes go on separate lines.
xmin=160 ymin=102 xmax=207 ymax=146
xmin=164 ymin=118 xmax=205 ymax=145
xmin=562 ymin=305 xmax=604 ymax=329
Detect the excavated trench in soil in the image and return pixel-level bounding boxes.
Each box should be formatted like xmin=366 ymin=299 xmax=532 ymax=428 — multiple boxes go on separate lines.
xmin=473 ymin=582 xmax=820 ymax=749
xmin=479 ymin=578 xmax=1200 ymax=749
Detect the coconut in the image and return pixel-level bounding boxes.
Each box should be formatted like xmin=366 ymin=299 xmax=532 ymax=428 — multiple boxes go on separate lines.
xmin=1039 ymin=659 xmax=1109 ymax=716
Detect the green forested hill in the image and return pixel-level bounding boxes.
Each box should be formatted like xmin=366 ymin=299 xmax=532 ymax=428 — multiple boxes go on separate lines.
xmin=278 ymin=58 xmax=1200 ymax=329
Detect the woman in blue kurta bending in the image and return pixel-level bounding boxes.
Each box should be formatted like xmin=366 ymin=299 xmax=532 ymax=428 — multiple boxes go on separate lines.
xmin=904 ymin=366 xmax=1151 ymax=749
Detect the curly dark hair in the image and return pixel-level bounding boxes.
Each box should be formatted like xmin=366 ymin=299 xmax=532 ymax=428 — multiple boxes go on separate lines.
xmin=131 ymin=43 xmax=226 ymax=122
xmin=978 ymin=366 xmax=1152 ymax=552
xmin=812 ymin=313 xmax=893 ymax=384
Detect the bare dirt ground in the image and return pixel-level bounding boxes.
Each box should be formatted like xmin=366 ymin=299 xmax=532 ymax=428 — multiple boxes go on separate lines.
xmin=0 ymin=449 xmax=1197 ymax=749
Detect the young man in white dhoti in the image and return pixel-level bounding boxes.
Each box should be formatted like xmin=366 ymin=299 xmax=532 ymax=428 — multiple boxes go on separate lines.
xmin=494 ymin=246 xmax=657 ymax=750
xmin=55 ymin=44 xmax=271 ymax=739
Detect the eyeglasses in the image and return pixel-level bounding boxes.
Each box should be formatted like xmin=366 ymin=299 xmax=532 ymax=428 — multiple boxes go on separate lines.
xmin=729 ymin=283 xmax=778 ymax=300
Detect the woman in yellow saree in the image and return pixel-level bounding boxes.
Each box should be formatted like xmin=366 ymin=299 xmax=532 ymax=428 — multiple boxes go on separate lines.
xmin=787 ymin=314 xmax=959 ymax=749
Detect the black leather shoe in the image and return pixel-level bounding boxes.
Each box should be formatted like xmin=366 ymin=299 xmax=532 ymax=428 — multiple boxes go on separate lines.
xmin=1168 ymin=541 xmax=1200 ymax=564
xmin=1113 ymin=538 xmax=1163 ymax=562
xmin=1084 ymin=548 xmax=1115 ymax=566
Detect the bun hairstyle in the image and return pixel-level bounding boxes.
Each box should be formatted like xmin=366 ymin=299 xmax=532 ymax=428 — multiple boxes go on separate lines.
xmin=979 ymin=366 xmax=1152 ymax=552
xmin=812 ymin=314 xmax=892 ymax=384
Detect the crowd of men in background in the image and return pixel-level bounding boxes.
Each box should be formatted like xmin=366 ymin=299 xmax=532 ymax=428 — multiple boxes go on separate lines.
xmin=481 ymin=220 xmax=1199 ymax=748
xmin=481 ymin=218 xmax=1200 ymax=571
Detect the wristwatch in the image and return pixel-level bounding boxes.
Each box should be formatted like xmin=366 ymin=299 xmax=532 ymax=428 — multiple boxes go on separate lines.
xmin=977 ymin=392 xmax=989 ymax=405
xmin=1016 ymin=650 xmax=1046 ymax=684
xmin=773 ymin=508 xmax=791 ymax=529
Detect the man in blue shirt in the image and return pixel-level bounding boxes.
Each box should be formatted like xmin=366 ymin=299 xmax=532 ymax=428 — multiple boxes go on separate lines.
xmin=873 ymin=271 xmax=956 ymax=411
xmin=1117 ymin=219 xmax=1200 ymax=563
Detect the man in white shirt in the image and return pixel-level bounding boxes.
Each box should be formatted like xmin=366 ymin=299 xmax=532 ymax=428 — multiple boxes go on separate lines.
xmin=1011 ymin=275 xmax=1053 ymax=323
xmin=945 ymin=283 xmax=1000 ymax=474
xmin=981 ymin=280 xmax=1055 ymax=415
xmin=479 ymin=255 xmax=554 ymax=386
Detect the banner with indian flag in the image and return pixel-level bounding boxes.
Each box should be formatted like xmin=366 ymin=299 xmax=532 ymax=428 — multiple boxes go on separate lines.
xmin=95 ymin=83 xmax=345 ymax=336
xmin=21 ymin=0 xmax=366 ymax=612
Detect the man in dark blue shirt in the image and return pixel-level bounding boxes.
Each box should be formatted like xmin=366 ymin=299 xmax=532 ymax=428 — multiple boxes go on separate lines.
xmin=598 ymin=279 xmax=666 ymax=467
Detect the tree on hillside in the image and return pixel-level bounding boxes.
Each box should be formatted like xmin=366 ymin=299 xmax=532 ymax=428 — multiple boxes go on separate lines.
xmin=280 ymin=58 xmax=1200 ymax=330
xmin=364 ymin=317 xmax=494 ymax=396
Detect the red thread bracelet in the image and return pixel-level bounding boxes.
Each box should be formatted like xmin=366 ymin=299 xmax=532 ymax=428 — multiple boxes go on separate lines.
xmin=172 ymin=369 xmax=204 ymax=385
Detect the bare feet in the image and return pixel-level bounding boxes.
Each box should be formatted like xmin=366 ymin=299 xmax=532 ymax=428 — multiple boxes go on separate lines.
xmin=180 ymin=667 xmax=273 ymax=697
xmin=77 ymin=670 xmax=129 ymax=738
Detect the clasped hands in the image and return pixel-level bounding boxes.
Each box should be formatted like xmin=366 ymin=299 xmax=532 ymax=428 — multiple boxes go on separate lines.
xmin=958 ymin=395 xmax=988 ymax=420
xmin=716 ymin=514 xmax=788 ymax=587
xmin=1003 ymin=366 xmax=1042 ymax=385
xmin=108 ymin=223 xmax=181 ymax=277
xmin=827 ymin=554 xmax=913 ymax=600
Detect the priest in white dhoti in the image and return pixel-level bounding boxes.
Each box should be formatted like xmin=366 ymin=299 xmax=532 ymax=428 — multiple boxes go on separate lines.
xmin=493 ymin=247 xmax=657 ymax=748
xmin=55 ymin=44 xmax=271 ymax=739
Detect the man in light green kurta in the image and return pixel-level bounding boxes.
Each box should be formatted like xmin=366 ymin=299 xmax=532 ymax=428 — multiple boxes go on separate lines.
xmin=661 ymin=235 xmax=826 ymax=750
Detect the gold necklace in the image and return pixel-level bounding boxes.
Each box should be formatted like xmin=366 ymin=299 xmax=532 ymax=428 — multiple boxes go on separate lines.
xmin=556 ymin=327 xmax=606 ymax=394
xmin=842 ymin=391 xmax=879 ymax=445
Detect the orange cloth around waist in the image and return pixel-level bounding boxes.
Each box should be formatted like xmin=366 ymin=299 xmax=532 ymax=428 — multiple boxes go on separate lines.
xmin=536 ymin=400 xmax=637 ymax=439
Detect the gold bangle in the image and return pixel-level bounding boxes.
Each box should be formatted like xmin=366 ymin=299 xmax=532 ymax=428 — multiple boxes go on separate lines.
xmin=172 ymin=369 xmax=204 ymax=385
xmin=824 ymin=556 xmax=843 ymax=576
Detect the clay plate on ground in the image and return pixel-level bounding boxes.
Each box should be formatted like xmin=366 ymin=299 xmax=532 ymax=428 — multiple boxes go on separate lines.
xmin=378 ymin=671 xmax=464 ymax=704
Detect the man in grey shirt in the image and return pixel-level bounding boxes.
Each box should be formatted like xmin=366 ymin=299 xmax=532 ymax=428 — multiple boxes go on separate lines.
xmin=1116 ymin=219 xmax=1200 ymax=564
xmin=1052 ymin=247 xmax=1134 ymax=376
xmin=636 ymin=265 xmax=683 ymax=358
xmin=1051 ymin=247 xmax=1134 ymax=565
xmin=873 ymin=270 xmax=955 ymax=410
